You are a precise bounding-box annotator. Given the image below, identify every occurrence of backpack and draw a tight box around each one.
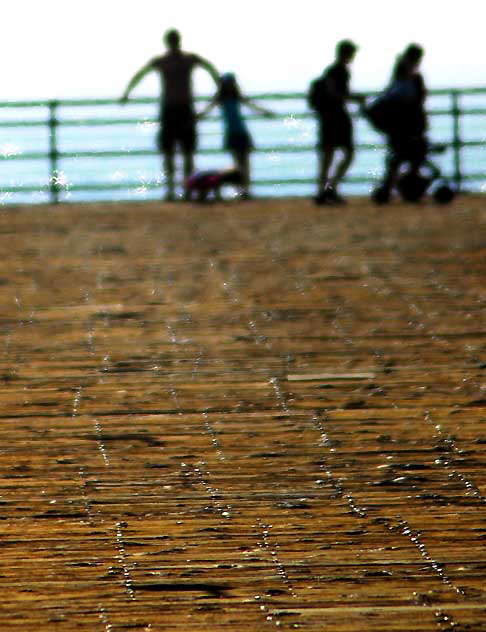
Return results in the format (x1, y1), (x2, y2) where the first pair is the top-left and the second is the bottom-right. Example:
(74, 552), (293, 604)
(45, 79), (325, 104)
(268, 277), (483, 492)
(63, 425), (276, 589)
(364, 94), (396, 133)
(364, 89), (412, 135)
(307, 77), (330, 112)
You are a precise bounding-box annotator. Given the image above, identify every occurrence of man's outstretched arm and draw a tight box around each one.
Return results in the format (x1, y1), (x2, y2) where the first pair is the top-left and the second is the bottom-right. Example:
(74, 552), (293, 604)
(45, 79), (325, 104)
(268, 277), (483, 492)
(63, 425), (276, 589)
(195, 56), (219, 86)
(120, 61), (155, 102)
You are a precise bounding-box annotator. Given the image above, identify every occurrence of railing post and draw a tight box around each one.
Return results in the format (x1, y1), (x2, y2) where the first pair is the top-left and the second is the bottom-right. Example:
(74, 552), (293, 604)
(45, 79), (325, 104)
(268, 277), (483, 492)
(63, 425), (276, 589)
(451, 90), (462, 191)
(48, 100), (60, 204)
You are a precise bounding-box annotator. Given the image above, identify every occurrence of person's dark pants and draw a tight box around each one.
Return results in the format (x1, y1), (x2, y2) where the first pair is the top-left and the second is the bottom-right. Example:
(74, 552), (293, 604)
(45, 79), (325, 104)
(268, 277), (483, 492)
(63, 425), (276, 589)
(382, 134), (428, 190)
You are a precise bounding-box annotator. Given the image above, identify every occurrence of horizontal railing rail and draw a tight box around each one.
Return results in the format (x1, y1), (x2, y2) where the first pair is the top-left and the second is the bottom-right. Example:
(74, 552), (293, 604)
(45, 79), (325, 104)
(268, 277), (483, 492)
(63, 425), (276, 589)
(1, 88), (485, 204)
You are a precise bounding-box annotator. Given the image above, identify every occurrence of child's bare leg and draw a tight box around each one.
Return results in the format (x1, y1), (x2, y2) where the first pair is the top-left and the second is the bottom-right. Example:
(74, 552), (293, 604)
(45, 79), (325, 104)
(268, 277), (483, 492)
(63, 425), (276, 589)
(232, 150), (250, 198)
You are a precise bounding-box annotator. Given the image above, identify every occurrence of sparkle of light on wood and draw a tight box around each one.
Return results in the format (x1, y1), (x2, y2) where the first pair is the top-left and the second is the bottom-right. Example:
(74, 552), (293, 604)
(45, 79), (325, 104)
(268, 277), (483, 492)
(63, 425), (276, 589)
(0, 196), (485, 631)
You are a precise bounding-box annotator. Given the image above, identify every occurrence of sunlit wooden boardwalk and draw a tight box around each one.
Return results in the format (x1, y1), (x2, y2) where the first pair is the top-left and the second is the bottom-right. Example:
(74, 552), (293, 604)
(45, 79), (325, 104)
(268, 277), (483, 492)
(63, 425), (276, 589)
(0, 196), (485, 630)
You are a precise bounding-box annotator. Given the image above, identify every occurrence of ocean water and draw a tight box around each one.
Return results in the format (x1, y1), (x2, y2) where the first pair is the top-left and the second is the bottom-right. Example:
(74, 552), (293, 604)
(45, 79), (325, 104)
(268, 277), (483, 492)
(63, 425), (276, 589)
(1, 91), (485, 205)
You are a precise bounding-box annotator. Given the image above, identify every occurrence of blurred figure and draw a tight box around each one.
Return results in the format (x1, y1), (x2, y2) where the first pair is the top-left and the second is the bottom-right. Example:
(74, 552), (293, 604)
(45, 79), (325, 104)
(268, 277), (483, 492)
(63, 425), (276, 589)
(185, 167), (243, 202)
(120, 29), (219, 201)
(308, 40), (364, 205)
(379, 44), (428, 200)
(198, 73), (275, 199)
(366, 44), (453, 204)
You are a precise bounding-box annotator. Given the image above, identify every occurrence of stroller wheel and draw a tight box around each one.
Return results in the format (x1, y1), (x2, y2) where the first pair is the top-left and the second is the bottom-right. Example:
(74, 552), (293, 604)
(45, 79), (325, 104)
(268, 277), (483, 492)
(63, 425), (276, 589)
(433, 184), (455, 204)
(371, 185), (391, 205)
(397, 173), (429, 202)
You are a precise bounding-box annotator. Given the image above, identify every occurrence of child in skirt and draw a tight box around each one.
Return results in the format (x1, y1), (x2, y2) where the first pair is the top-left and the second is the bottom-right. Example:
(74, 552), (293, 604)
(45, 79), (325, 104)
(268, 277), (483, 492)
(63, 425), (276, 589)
(198, 73), (275, 199)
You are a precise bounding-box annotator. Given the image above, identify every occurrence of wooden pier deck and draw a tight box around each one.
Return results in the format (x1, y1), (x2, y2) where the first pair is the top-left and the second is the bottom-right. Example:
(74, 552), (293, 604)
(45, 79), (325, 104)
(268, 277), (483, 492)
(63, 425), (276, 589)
(0, 196), (485, 630)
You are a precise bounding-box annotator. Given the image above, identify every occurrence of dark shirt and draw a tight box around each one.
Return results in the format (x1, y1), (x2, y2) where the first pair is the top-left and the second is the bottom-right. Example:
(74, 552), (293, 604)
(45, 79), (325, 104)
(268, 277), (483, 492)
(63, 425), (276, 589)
(322, 62), (350, 112)
(391, 61), (426, 102)
(388, 63), (427, 136)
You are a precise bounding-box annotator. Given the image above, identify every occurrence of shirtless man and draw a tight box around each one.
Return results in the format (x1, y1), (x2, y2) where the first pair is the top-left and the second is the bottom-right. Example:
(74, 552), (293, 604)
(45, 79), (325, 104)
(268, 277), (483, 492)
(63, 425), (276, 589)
(121, 29), (219, 200)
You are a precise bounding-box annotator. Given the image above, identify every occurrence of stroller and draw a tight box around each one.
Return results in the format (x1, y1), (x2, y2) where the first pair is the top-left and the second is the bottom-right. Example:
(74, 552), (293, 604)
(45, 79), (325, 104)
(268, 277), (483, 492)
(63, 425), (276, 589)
(364, 94), (456, 204)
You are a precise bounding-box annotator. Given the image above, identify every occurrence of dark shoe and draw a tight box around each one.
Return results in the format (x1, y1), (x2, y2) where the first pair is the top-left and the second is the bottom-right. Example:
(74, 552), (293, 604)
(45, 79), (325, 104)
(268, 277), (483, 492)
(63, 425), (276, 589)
(314, 190), (328, 205)
(371, 185), (391, 205)
(324, 186), (346, 205)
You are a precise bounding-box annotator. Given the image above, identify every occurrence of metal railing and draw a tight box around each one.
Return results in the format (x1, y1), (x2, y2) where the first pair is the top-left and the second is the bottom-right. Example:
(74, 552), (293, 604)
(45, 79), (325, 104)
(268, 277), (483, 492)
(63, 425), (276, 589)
(1, 88), (485, 204)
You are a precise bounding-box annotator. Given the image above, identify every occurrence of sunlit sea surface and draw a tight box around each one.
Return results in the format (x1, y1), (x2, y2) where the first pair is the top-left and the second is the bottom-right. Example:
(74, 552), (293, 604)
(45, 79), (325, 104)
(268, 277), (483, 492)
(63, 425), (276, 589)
(1, 92), (485, 204)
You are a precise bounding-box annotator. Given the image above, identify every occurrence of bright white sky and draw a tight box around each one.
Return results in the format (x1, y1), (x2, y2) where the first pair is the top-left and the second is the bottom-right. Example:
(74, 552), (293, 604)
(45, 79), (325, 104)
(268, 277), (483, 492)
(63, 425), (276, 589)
(4, 0), (485, 101)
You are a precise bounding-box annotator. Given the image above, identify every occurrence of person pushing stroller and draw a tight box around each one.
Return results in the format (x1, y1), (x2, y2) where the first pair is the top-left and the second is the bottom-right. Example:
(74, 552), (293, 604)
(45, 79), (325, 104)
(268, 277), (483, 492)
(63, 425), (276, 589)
(366, 44), (455, 204)
(366, 44), (432, 202)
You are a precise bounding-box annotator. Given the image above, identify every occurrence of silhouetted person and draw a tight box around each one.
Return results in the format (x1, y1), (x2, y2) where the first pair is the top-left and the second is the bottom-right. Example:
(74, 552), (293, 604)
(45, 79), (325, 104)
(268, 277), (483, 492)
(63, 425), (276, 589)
(120, 29), (219, 200)
(380, 44), (428, 200)
(198, 73), (274, 199)
(308, 40), (364, 205)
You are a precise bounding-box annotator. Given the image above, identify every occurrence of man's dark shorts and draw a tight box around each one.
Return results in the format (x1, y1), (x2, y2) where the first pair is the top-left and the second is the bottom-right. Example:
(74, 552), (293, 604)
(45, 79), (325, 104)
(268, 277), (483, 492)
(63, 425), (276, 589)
(158, 104), (196, 154)
(317, 109), (353, 150)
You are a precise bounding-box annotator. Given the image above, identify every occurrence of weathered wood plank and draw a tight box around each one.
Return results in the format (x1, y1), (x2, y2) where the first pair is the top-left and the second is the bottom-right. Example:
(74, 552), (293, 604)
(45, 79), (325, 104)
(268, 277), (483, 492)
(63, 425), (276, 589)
(0, 196), (485, 630)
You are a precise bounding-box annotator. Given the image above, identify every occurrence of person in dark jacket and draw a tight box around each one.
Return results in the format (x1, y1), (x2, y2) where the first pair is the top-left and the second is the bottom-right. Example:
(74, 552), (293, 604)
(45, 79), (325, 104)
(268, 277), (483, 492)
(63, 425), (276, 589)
(380, 44), (428, 199)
